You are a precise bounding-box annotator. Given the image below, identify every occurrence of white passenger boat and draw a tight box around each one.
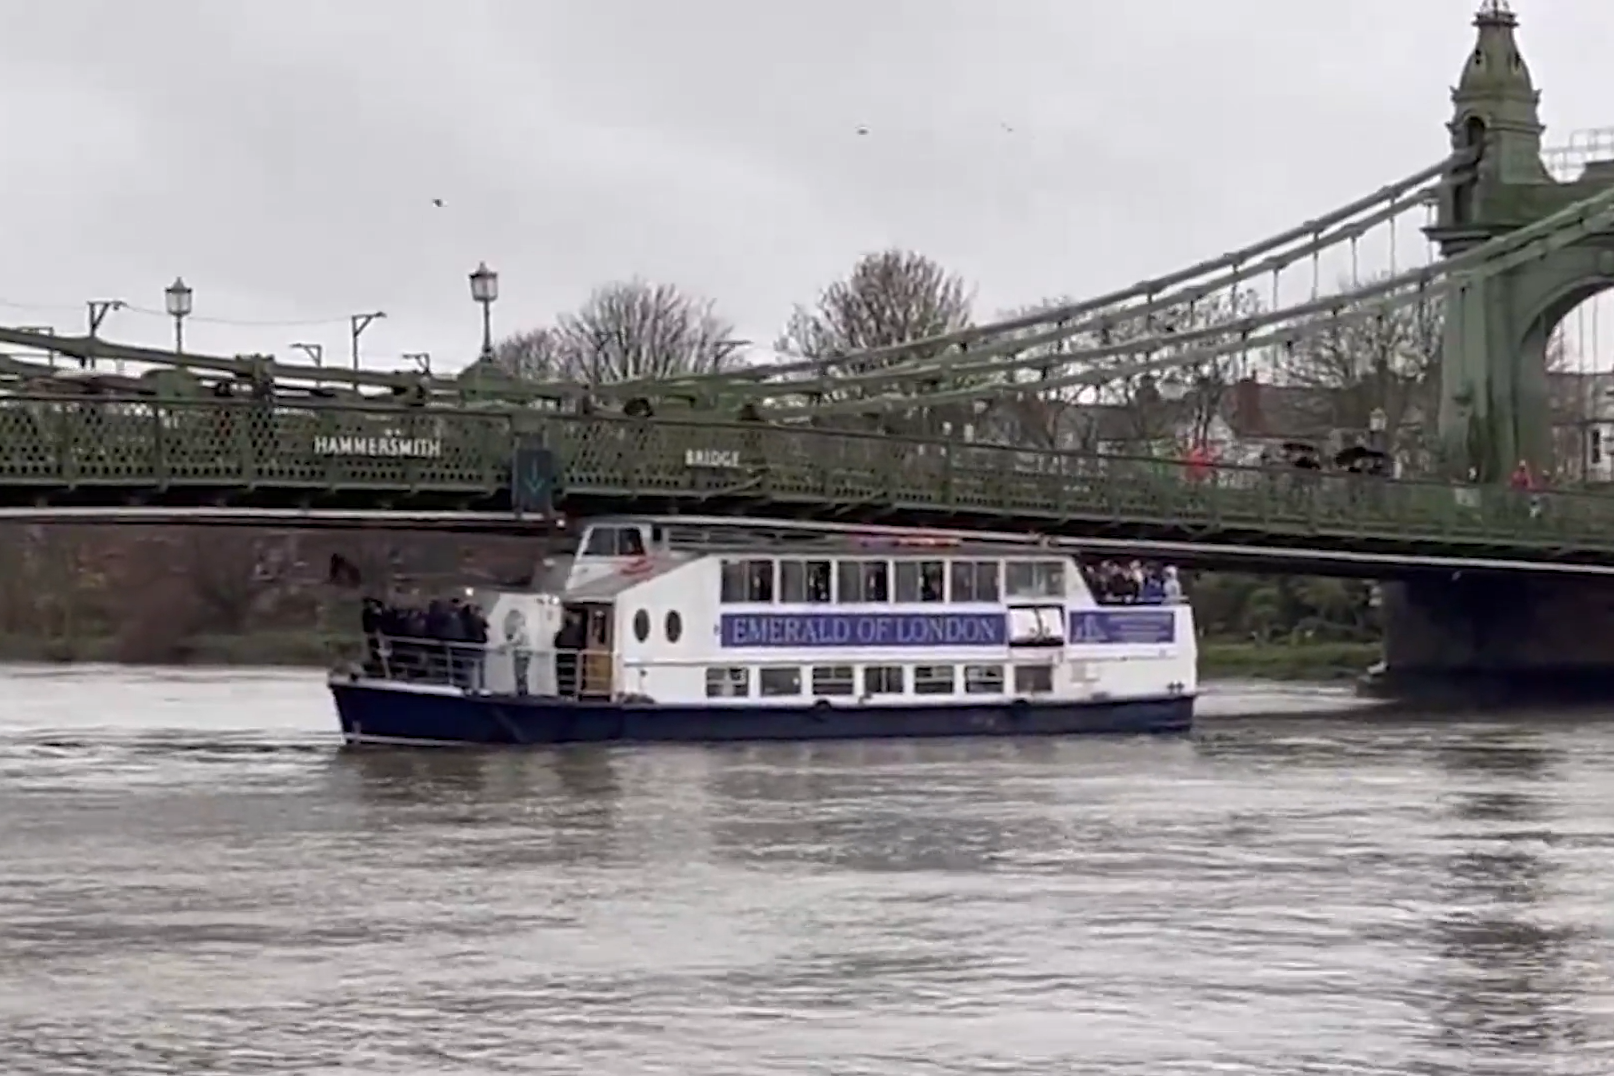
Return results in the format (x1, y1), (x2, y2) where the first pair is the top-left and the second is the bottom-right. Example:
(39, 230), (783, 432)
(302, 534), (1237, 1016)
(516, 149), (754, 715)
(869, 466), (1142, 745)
(329, 516), (1196, 746)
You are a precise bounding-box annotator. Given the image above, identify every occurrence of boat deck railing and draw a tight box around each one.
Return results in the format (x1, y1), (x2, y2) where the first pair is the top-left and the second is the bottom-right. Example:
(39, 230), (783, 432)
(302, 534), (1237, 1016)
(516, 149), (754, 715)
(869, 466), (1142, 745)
(356, 633), (617, 700)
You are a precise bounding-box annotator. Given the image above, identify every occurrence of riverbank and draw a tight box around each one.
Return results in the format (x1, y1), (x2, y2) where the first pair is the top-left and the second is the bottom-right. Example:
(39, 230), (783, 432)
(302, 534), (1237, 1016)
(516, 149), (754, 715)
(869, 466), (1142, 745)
(0, 632), (1382, 682)
(1197, 640), (1380, 682)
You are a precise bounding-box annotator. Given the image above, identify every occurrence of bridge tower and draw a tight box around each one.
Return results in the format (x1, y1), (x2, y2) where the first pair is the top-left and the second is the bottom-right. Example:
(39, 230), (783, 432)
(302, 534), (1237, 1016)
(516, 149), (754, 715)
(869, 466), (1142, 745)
(1428, 0), (1614, 482)
(1377, 3), (1614, 705)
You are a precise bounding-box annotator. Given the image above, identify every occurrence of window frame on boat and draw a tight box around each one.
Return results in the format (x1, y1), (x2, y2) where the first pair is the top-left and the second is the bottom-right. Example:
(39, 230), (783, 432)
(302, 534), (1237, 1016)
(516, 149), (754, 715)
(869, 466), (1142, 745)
(705, 666), (750, 698)
(811, 665), (856, 696)
(759, 666), (803, 696)
(720, 556), (1016, 605)
(1013, 664), (1055, 694)
(948, 560), (1001, 603)
(863, 665), (905, 695)
(778, 559), (833, 603)
(1004, 560), (1066, 599)
(913, 665), (955, 695)
(893, 560), (946, 603)
(963, 664), (1005, 694)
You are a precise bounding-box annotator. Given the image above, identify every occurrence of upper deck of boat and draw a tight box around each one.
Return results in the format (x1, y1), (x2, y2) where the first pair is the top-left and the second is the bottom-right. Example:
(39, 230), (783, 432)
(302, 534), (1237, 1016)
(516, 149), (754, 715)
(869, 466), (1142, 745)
(579, 516), (1074, 561)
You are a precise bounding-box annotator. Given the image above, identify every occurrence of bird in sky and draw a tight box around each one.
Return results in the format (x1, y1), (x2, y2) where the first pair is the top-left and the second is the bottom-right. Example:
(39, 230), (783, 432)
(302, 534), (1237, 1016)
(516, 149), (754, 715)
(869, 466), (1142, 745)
(431, 198), (445, 207)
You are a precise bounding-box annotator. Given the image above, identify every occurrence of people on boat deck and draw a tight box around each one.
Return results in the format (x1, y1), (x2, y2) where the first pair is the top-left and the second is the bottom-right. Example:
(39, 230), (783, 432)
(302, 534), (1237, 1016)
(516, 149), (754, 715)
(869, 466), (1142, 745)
(361, 595), (488, 688)
(1083, 561), (1183, 606)
(552, 610), (586, 699)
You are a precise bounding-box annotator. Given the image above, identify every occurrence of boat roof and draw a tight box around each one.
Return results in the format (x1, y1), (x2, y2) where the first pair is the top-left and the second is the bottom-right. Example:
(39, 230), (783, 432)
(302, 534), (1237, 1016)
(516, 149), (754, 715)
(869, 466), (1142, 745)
(563, 556), (690, 601)
(583, 515), (1071, 558)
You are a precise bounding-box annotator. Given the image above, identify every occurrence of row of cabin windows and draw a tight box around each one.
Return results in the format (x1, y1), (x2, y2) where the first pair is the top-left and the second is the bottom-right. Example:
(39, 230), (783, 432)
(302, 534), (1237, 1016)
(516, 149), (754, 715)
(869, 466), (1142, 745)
(704, 663), (1055, 698)
(718, 558), (1065, 604)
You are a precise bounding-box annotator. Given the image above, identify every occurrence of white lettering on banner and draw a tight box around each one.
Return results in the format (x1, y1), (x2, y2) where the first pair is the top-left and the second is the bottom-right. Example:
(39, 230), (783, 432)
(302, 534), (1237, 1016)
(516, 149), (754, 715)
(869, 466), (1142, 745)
(312, 436), (444, 458)
(686, 448), (742, 468)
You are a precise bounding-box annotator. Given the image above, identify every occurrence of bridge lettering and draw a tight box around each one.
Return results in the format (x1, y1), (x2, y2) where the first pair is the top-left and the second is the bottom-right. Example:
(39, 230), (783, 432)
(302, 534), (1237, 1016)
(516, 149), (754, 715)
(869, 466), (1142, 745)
(312, 436), (443, 458)
(720, 612), (1005, 648)
(686, 448), (742, 468)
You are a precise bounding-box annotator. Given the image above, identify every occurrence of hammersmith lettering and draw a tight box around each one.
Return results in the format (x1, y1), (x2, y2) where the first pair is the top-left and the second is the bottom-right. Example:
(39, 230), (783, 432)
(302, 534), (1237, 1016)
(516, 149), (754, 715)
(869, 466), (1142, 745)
(312, 436), (443, 458)
(720, 612), (1005, 648)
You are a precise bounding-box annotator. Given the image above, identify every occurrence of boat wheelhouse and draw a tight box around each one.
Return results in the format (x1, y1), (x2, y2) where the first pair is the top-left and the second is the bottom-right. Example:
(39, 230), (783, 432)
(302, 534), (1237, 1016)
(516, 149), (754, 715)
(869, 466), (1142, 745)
(329, 516), (1196, 746)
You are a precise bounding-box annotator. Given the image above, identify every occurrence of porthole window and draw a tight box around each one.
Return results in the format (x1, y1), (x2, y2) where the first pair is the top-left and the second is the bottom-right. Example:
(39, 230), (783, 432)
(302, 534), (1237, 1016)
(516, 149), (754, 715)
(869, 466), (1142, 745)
(633, 609), (650, 642)
(665, 610), (683, 643)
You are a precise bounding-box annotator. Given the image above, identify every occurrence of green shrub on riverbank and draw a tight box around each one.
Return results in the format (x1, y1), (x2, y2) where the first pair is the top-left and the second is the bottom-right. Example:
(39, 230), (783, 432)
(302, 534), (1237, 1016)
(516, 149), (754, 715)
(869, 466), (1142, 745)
(1198, 640), (1380, 681)
(0, 631), (1382, 682)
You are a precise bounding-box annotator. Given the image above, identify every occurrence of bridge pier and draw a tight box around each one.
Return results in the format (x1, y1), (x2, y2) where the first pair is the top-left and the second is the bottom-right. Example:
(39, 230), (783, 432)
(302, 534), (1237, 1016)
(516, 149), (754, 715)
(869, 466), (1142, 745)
(1372, 575), (1614, 706)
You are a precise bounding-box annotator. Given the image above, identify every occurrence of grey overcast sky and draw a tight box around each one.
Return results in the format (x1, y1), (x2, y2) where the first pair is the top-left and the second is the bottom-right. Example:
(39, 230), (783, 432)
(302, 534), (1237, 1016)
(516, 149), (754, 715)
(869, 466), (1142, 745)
(2, 0), (1610, 372)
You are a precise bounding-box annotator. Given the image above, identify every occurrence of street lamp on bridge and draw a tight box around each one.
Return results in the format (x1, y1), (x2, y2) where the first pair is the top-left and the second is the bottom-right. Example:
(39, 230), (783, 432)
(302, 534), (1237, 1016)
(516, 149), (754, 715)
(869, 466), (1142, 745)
(1369, 407), (1387, 452)
(469, 261), (498, 361)
(164, 277), (193, 363)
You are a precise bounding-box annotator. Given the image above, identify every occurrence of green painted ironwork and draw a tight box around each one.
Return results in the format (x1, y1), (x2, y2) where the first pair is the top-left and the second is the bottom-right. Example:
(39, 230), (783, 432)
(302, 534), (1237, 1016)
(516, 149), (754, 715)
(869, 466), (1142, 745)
(1430, 2), (1614, 482)
(2, 397), (1614, 561)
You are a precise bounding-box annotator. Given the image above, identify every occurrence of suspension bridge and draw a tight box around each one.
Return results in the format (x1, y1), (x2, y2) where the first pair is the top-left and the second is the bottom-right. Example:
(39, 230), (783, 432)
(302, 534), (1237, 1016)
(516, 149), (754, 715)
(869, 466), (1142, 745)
(1, 2), (1611, 696)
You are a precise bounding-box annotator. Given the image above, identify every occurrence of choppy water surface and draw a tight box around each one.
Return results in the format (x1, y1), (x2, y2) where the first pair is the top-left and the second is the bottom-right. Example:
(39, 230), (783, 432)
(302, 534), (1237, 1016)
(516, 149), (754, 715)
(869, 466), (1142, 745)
(3, 666), (1614, 1074)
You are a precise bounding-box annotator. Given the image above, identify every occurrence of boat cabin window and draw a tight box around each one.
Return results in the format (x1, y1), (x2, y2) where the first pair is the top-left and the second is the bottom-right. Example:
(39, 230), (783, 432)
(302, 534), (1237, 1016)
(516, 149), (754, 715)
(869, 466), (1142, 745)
(1005, 560), (1065, 599)
(949, 561), (1001, 603)
(583, 525), (647, 557)
(964, 664), (1005, 694)
(894, 560), (946, 603)
(759, 667), (802, 696)
(863, 562), (889, 602)
(1014, 665), (1055, 694)
(914, 665), (955, 695)
(706, 667), (750, 698)
(811, 665), (855, 696)
(864, 666), (904, 695)
(779, 559), (832, 603)
(720, 559), (776, 603)
(835, 560), (890, 603)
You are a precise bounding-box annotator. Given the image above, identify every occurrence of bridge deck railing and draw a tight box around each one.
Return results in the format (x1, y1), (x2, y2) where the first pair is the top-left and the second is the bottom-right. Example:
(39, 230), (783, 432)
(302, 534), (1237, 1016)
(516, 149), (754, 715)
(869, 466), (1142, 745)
(2, 396), (1613, 554)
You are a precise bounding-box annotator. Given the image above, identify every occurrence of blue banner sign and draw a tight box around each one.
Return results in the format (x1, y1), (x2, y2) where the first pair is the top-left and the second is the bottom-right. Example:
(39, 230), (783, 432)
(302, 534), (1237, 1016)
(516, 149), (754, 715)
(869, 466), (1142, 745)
(1068, 609), (1176, 645)
(721, 612), (1006, 648)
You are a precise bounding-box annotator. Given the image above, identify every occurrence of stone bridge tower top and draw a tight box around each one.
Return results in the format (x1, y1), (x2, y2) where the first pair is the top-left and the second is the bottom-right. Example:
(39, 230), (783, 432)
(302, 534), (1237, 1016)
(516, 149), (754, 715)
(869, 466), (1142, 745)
(1448, 0), (1549, 188)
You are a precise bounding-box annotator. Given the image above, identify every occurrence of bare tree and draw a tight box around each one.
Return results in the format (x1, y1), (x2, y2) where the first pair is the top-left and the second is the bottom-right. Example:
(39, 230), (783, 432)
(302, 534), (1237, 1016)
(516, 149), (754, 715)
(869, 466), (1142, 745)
(774, 250), (976, 437)
(491, 327), (564, 381)
(559, 280), (744, 383)
(981, 289), (1259, 455)
(778, 249), (974, 362)
(1277, 277), (1443, 449)
(492, 281), (744, 385)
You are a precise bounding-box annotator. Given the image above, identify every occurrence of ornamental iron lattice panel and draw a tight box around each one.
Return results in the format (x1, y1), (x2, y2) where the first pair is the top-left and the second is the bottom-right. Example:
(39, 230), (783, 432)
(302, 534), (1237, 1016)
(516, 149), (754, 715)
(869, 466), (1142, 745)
(4, 398), (1614, 556)
(0, 399), (513, 493)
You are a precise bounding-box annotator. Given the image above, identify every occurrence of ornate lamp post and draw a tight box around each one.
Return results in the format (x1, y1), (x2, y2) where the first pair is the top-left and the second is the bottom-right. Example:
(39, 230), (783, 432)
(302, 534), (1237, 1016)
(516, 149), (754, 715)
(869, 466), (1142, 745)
(469, 262), (498, 360)
(164, 277), (193, 360)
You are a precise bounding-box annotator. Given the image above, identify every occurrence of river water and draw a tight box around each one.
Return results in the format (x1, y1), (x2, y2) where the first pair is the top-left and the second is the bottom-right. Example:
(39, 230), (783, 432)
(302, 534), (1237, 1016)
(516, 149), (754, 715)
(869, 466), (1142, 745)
(3, 666), (1613, 1075)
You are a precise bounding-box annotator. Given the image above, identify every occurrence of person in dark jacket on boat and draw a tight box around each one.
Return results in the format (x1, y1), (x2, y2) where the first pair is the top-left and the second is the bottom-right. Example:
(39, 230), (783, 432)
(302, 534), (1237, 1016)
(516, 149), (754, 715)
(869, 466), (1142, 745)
(458, 602), (489, 690)
(553, 611), (585, 698)
(424, 600), (454, 682)
(440, 599), (469, 686)
(360, 597), (384, 676)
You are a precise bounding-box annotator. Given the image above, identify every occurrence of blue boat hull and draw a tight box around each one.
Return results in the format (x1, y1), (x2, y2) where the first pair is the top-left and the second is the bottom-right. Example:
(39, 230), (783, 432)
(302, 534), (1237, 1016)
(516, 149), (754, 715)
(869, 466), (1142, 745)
(329, 680), (1193, 746)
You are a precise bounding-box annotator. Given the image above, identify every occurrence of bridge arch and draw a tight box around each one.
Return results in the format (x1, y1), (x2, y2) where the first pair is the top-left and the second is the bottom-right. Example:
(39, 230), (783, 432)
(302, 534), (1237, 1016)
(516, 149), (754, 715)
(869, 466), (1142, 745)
(1519, 267), (1614, 480)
